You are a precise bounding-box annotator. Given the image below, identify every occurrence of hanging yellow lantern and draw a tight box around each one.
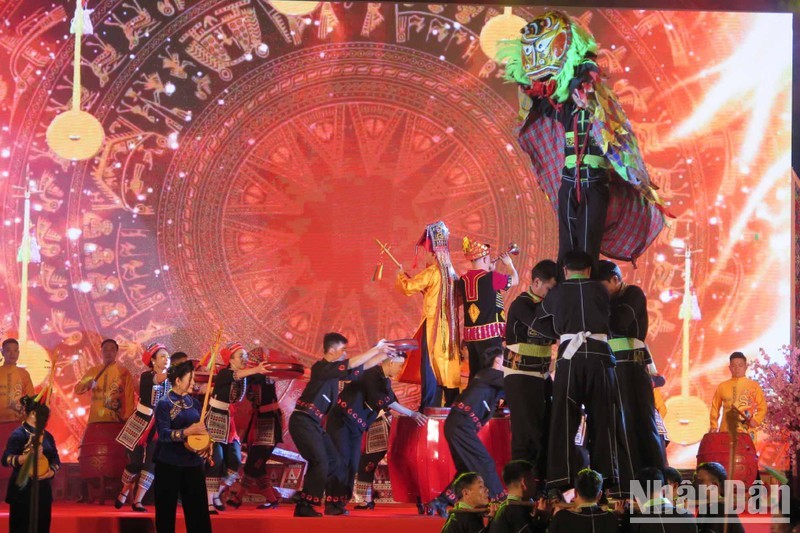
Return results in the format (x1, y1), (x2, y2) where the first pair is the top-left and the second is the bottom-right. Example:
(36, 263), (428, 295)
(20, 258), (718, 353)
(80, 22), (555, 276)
(269, 1), (321, 16)
(479, 6), (527, 61)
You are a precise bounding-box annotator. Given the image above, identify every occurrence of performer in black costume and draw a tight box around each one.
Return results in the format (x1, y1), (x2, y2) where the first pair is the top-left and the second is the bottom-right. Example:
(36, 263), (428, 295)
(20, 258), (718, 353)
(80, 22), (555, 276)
(289, 333), (392, 517)
(531, 250), (633, 496)
(325, 353), (426, 512)
(598, 260), (665, 473)
(459, 237), (518, 379)
(115, 342), (170, 511)
(428, 347), (505, 516)
(504, 259), (557, 480)
(2, 396), (60, 533)
(489, 460), (549, 533)
(352, 414), (390, 510)
(204, 341), (270, 513)
(548, 469), (620, 533)
(441, 472), (491, 533)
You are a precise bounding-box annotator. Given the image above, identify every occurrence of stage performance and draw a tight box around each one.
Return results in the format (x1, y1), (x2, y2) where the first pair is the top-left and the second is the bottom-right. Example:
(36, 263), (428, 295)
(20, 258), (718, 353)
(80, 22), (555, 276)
(0, 1), (795, 532)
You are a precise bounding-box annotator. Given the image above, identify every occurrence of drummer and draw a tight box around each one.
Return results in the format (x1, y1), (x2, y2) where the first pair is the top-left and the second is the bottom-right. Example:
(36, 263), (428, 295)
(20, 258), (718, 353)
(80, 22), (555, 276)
(325, 351), (426, 514)
(289, 334), (393, 517)
(427, 346), (506, 517)
(204, 342), (270, 514)
(709, 352), (766, 443)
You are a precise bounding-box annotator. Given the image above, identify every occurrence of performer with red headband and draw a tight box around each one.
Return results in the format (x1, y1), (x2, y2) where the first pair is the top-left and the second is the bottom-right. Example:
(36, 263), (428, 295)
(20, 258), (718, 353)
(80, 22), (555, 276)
(114, 342), (170, 511)
(459, 237), (518, 379)
(226, 348), (283, 510)
(203, 341), (269, 514)
(396, 221), (461, 408)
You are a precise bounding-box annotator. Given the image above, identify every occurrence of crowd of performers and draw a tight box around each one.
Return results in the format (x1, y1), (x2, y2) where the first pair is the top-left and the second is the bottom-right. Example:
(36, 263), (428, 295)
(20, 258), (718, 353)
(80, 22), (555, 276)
(0, 8), (782, 533)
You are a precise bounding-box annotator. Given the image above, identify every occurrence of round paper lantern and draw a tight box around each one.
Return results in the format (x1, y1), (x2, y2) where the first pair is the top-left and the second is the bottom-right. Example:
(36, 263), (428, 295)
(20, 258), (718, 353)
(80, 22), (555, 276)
(479, 7), (527, 62)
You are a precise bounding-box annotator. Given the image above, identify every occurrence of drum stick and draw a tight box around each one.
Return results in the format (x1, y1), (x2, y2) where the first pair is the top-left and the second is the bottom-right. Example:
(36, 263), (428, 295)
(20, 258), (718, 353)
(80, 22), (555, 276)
(374, 239), (402, 268)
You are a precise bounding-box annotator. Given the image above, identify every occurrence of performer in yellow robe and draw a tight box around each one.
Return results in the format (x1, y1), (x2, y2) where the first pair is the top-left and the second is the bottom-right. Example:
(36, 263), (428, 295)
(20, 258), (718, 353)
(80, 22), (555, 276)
(0, 339), (35, 422)
(709, 351), (766, 442)
(75, 339), (135, 423)
(396, 221), (461, 408)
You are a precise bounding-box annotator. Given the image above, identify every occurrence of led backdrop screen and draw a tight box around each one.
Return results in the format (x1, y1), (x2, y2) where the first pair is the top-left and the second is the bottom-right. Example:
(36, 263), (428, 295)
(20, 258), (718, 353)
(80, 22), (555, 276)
(0, 1), (792, 468)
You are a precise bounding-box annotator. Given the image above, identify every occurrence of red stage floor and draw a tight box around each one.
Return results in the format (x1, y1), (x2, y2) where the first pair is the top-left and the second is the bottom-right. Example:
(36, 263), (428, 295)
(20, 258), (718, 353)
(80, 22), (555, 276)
(0, 503), (445, 533)
(0, 503), (776, 532)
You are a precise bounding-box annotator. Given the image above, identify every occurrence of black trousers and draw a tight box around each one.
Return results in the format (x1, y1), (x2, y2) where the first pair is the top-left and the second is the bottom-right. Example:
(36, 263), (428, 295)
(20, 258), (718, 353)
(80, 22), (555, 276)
(154, 461), (211, 533)
(208, 440), (242, 478)
(243, 443), (276, 479)
(439, 411), (504, 504)
(288, 412), (345, 506)
(8, 478), (52, 533)
(357, 447), (387, 486)
(615, 361), (666, 473)
(547, 344), (633, 494)
(557, 177), (609, 272)
(465, 337), (503, 380)
(125, 437), (156, 475)
(326, 414), (363, 503)
(504, 373), (552, 479)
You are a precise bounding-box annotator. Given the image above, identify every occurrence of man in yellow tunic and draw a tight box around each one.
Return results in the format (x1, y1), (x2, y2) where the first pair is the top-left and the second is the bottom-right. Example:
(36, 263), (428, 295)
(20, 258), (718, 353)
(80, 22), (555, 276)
(396, 221), (461, 408)
(709, 351), (766, 442)
(0, 339), (35, 422)
(75, 339), (135, 424)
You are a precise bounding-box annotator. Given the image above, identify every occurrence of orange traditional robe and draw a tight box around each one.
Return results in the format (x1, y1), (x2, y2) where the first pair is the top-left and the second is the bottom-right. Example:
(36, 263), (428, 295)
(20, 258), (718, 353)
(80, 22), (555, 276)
(396, 264), (461, 389)
(75, 362), (136, 424)
(709, 376), (766, 441)
(0, 365), (35, 422)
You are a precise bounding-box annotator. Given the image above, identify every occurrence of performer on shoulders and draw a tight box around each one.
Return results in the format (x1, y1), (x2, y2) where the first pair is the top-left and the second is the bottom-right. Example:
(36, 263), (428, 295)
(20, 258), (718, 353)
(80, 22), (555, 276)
(74, 339), (136, 424)
(153, 360), (212, 533)
(326, 351), (426, 514)
(204, 341), (269, 514)
(598, 260), (665, 472)
(2, 395), (60, 533)
(115, 342), (170, 511)
(709, 352), (766, 442)
(396, 221), (461, 408)
(504, 260), (557, 480)
(459, 237), (518, 379)
(0, 339), (35, 423)
(289, 333), (393, 517)
(531, 251), (632, 497)
(428, 347), (506, 517)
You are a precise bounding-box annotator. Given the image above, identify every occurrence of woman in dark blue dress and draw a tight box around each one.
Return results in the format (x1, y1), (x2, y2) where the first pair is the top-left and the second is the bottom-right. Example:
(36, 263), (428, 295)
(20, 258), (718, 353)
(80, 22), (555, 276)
(153, 360), (212, 533)
(2, 396), (60, 533)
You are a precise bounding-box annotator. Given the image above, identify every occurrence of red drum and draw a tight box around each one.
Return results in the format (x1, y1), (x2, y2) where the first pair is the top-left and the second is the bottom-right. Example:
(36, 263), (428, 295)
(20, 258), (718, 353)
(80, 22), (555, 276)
(78, 422), (127, 480)
(696, 432), (759, 486)
(388, 407), (510, 503)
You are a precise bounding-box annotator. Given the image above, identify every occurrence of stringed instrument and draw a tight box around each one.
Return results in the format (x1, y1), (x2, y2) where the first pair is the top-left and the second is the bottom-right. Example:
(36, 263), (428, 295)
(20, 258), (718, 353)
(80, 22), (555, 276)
(185, 329), (223, 455)
(664, 246), (708, 445)
(11, 185), (52, 387)
(45, 0), (104, 161)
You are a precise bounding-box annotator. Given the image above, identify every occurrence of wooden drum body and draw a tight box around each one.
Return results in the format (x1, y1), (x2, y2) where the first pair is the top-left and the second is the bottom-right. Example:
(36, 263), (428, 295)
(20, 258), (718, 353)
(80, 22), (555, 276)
(78, 422), (127, 480)
(696, 431), (759, 486)
(387, 407), (510, 503)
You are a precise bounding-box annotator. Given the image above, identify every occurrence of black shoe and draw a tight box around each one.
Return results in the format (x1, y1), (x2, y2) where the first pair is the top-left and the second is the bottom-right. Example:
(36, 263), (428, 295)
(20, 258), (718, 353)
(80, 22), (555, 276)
(325, 505), (349, 516)
(114, 496), (126, 510)
(427, 497), (449, 518)
(294, 503), (323, 517)
(257, 501), (279, 510)
(226, 495), (242, 509)
(131, 502), (147, 512)
(212, 496), (226, 512)
(354, 501), (375, 511)
(208, 505), (219, 515)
